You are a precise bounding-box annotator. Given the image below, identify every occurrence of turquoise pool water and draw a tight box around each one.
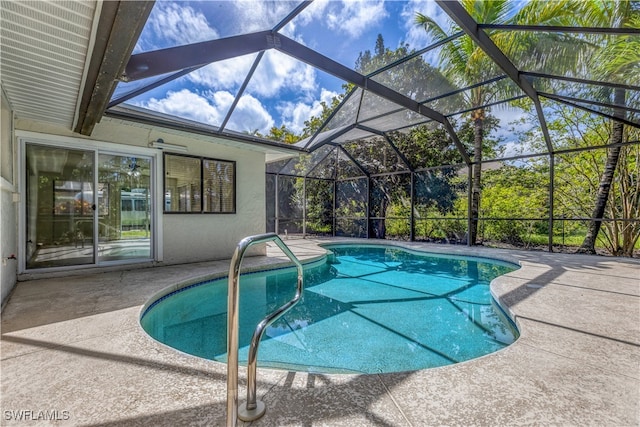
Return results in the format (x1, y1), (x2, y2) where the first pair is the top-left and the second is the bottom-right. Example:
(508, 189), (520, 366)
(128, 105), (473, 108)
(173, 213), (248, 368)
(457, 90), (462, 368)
(141, 245), (519, 374)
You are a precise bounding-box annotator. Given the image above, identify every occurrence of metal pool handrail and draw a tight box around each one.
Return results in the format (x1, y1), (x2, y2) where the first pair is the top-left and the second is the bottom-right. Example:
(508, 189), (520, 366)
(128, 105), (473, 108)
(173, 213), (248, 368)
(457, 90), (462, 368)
(226, 233), (304, 427)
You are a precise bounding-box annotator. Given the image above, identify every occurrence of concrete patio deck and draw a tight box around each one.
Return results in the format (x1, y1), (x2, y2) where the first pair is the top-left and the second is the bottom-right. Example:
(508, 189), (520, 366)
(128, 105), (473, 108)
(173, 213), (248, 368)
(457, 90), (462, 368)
(1, 238), (639, 426)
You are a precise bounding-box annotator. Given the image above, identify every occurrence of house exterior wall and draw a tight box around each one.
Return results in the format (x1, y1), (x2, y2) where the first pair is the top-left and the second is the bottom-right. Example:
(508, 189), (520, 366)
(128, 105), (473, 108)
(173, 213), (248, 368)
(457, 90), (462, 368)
(1, 91), (18, 308)
(13, 115), (267, 274)
(161, 151), (265, 264)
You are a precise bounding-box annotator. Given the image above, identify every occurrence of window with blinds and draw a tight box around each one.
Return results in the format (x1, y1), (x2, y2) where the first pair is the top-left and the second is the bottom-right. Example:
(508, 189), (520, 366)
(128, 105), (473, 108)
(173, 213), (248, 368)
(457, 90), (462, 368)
(164, 154), (235, 214)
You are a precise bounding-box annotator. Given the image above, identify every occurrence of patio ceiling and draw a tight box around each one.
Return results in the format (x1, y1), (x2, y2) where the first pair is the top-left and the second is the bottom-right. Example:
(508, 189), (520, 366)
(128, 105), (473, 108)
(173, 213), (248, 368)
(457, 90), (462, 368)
(0, 0), (153, 134)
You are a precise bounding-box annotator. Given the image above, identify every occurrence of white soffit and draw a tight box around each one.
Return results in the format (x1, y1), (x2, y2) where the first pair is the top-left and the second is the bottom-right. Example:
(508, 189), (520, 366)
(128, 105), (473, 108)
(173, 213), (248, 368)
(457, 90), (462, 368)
(0, 0), (97, 128)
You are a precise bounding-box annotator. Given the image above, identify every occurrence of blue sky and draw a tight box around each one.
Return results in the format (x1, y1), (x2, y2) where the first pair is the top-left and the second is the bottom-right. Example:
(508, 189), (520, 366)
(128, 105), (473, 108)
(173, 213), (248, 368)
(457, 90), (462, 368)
(119, 0), (456, 136)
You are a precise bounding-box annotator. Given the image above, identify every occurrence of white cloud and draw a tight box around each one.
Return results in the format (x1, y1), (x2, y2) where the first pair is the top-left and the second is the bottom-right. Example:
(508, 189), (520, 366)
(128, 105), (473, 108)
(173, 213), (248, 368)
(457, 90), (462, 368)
(247, 50), (317, 98)
(295, 0), (330, 27)
(279, 88), (340, 134)
(402, 0), (455, 50)
(137, 89), (274, 135)
(141, 89), (224, 124)
(228, 1), (297, 34)
(187, 55), (257, 91)
(228, 95), (275, 134)
(181, 50), (318, 104)
(325, 0), (388, 38)
(144, 3), (219, 48)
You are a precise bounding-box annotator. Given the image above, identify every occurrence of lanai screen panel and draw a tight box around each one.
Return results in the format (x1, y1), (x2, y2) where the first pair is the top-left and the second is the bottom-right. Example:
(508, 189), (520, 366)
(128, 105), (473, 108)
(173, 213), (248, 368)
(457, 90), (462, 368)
(389, 122), (465, 169)
(322, 89), (362, 132)
(565, 97), (640, 127)
(489, 27), (640, 127)
(111, 70), (186, 106)
(136, 0), (297, 45)
(479, 156), (550, 246)
(360, 109), (431, 133)
(357, 91), (411, 124)
(413, 166), (468, 242)
(277, 144), (337, 178)
(447, 96), (551, 161)
(424, 78), (524, 117)
(304, 90), (362, 150)
(266, 158), (291, 174)
(496, 31), (640, 88)
(414, 166), (467, 215)
(276, 155), (305, 177)
(280, 1), (459, 72)
(118, 54), (260, 129)
(305, 145), (338, 179)
(369, 47), (457, 102)
(342, 136), (410, 175)
(542, 100), (630, 149)
(332, 128), (375, 144)
(336, 149), (366, 180)
(369, 173), (412, 240)
(228, 49), (349, 136)
(305, 178), (334, 236)
(277, 175), (303, 233)
(552, 145), (640, 254)
(528, 77), (640, 125)
(473, 0), (630, 26)
(335, 178), (367, 238)
(417, 35), (507, 102)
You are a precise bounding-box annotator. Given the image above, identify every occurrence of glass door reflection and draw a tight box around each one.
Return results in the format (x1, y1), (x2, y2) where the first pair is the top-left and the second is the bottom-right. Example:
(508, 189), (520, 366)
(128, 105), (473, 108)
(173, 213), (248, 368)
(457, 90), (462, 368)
(97, 154), (152, 262)
(25, 144), (95, 268)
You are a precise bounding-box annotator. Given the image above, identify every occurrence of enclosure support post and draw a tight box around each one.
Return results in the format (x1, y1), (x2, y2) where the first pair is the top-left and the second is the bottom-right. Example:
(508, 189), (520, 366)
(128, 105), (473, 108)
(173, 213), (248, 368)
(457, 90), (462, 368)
(302, 178), (307, 237)
(332, 179), (336, 237)
(548, 154), (555, 252)
(410, 172), (415, 242)
(366, 177), (371, 238)
(467, 165), (473, 247)
(274, 174), (279, 235)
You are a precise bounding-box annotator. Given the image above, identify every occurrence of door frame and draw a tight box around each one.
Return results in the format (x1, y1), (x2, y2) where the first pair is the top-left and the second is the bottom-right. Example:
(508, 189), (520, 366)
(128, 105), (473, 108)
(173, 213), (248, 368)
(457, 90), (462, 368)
(17, 131), (163, 273)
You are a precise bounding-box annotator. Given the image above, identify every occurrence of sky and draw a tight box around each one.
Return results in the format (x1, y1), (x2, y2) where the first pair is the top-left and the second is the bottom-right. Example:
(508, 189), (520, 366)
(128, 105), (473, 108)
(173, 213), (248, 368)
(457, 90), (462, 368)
(116, 0), (457, 136)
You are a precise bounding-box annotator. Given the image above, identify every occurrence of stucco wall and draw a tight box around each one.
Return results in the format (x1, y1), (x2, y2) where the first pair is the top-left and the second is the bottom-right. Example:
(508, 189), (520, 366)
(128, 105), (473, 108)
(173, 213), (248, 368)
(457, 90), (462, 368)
(1, 92), (17, 307)
(14, 116), (271, 270)
(0, 179), (18, 307)
(162, 152), (266, 263)
(158, 134), (267, 263)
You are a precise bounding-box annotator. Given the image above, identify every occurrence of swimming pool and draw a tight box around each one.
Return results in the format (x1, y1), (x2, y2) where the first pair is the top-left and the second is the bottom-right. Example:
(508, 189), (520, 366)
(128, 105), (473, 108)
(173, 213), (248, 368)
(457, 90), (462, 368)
(141, 244), (519, 374)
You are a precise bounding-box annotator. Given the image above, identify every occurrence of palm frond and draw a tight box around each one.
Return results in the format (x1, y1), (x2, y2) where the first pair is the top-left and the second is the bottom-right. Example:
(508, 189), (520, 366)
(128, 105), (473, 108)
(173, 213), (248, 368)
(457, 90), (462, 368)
(414, 12), (450, 43)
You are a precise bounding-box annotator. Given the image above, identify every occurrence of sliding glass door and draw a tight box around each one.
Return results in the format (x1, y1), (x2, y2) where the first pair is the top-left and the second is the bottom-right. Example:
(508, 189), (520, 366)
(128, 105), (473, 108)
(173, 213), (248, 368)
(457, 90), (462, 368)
(25, 143), (153, 269)
(26, 144), (95, 268)
(97, 153), (151, 262)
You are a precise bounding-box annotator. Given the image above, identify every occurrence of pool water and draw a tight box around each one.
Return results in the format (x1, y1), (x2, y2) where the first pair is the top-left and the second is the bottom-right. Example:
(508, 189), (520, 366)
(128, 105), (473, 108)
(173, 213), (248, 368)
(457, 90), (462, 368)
(141, 245), (519, 374)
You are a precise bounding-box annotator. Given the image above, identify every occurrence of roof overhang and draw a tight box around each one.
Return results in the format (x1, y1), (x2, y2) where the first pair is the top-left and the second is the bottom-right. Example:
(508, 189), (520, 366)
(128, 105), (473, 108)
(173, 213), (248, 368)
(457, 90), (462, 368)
(0, 1), (154, 135)
(74, 1), (155, 135)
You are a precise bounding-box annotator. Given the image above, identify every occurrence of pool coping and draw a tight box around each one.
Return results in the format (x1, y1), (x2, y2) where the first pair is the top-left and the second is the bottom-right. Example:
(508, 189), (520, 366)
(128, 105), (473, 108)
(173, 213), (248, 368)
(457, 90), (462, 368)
(1, 237), (638, 426)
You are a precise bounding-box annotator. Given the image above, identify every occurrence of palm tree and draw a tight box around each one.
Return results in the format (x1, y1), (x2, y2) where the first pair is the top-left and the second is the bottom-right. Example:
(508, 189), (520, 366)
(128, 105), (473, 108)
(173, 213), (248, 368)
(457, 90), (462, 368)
(576, 2), (639, 254)
(415, 0), (579, 245)
(416, 1), (511, 245)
